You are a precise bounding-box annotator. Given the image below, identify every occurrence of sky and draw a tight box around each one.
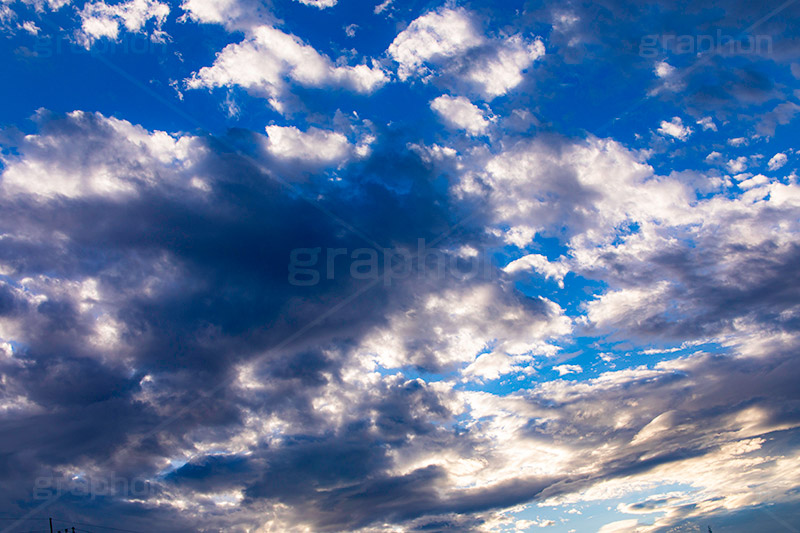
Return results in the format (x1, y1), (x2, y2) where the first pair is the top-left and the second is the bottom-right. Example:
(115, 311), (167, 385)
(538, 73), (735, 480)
(0, 0), (799, 531)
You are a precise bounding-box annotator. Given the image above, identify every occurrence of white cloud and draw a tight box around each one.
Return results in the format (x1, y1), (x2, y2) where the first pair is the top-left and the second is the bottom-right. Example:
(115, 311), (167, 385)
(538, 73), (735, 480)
(466, 35), (545, 98)
(373, 0), (393, 14)
(768, 152), (788, 171)
(586, 283), (670, 331)
(387, 7), (544, 98)
(180, 0), (239, 25)
(263, 125), (355, 166)
(738, 174), (769, 190)
(696, 116), (717, 131)
(388, 7), (482, 81)
(430, 95), (491, 135)
(503, 254), (570, 288)
(187, 25), (386, 112)
(21, 20), (39, 34)
(0, 111), (202, 200)
(456, 136), (679, 248)
(76, 0), (170, 48)
(356, 282), (571, 375)
(728, 136), (748, 147)
(515, 518), (556, 529)
(294, 0), (336, 8)
(727, 156), (748, 173)
(597, 519), (639, 533)
(178, 0), (274, 29)
(654, 61), (674, 78)
(553, 364), (582, 376)
(657, 116), (693, 140)
(0, 0), (69, 35)
(652, 61), (685, 93)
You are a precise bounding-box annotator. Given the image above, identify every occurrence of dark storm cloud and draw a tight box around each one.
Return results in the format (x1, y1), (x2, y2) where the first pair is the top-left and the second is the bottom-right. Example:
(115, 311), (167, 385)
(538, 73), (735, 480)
(0, 109), (477, 529)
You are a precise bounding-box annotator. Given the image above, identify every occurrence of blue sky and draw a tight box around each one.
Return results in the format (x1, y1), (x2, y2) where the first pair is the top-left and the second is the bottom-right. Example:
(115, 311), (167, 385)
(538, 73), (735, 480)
(1, 0), (800, 531)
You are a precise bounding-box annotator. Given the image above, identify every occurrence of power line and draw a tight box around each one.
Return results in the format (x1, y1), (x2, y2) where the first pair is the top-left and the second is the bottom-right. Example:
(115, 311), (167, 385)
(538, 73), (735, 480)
(0, 518), (143, 533)
(52, 521), (143, 533)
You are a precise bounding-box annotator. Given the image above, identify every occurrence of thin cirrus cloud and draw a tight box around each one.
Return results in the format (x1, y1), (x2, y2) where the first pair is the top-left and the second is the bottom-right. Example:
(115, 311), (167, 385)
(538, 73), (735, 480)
(1, 0), (800, 532)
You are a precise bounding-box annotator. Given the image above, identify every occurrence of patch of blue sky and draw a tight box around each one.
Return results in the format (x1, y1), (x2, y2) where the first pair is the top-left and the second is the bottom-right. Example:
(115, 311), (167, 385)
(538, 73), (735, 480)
(508, 482), (698, 532)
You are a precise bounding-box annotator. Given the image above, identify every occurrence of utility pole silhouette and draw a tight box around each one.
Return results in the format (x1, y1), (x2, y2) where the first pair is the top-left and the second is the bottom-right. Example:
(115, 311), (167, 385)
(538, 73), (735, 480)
(49, 520), (76, 533)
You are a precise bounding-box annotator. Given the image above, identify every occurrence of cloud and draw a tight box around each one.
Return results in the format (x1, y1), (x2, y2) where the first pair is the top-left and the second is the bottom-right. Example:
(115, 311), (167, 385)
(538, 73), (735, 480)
(4, 1), (800, 530)
(0, 0), (70, 34)
(0, 109), (466, 530)
(727, 156), (748, 173)
(756, 102), (800, 137)
(657, 116), (693, 140)
(294, 0), (337, 8)
(552, 364), (582, 376)
(373, 0), (392, 15)
(454, 135), (673, 248)
(652, 60), (685, 93)
(388, 7), (482, 82)
(387, 7), (544, 98)
(263, 124), (365, 167)
(697, 116), (717, 131)
(1, 109), (800, 531)
(465, 35), (545, 98)
(0, 110), (202, 199)
(597, 519), (639, 533)
(76, 0), (170, 48)
(430, 95), (491, 135)
(503, 254), (570, 288)
(356, 281), (571, 375)
(768, 152), (788, 171)
(187, 25), (386, 112)
(178, 0), (273, 29)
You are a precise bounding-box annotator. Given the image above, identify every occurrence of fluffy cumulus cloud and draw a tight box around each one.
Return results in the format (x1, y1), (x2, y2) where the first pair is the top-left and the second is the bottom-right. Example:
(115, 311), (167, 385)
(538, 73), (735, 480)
(76, 0), (170, 47)
(388, 7), (483, 81)
(187, 25), (386, 112)
(430, 94), (492, 135)
(466, 35), (545, 98)
(388, 6), (545, 98)
(262, 124), (372, 167)
(454, 135), (674, 248)
(355, 281), (571, 376)
(178, 0), (275, 28)
(768, 152), (788, 171)
(657, 116), (693, 140)
(2, 0), (800, 532)
(0, 110), (202, 199)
